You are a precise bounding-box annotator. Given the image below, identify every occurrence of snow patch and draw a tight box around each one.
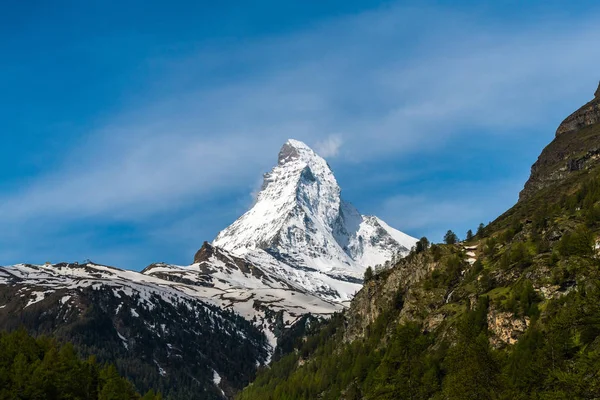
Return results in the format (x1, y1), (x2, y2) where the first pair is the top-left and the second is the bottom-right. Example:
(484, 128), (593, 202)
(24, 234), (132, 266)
(117, 331), (129, 350)
(213, 370), (222, 385)
(154, 360), (166, 377)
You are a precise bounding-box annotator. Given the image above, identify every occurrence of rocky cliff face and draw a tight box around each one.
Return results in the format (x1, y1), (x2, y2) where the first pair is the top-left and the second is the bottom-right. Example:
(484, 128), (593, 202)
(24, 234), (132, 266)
(556, 81), (600, 136)
(520, 81), (600, 200)
(343, 252), (436, 342)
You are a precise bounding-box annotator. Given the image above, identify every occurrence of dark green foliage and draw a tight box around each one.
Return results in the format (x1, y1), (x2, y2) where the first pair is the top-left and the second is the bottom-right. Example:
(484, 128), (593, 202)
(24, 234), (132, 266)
(477, 222), (486, 237)
(502, 283), (600, 399)
(466, 229), (474, 241)
(499, 242), (533, 271)
(364, 266), (374, 282)
(424, 254), (464, 290)
(478, 269), (495, 293)
(237, 313), (443, 400)
(483, 236), (498, 257)
(415, 237), (430, 254)
(443, 297), (500, 400)
(557, 225), (594, 257)
(368, 323), (438, 400)
(240, 280), (600, 399)
(500, 220), (523, 243)
(0, 329), (160, 400)
(444, 230), (459, 245)
(503, 280), (541, 318)
(430, 244), (443, 261)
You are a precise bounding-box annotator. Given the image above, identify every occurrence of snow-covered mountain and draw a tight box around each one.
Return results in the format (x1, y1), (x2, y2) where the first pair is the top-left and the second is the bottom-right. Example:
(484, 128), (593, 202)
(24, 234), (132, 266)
(0, 262), (270, 399)
(213, 139), (417, 282)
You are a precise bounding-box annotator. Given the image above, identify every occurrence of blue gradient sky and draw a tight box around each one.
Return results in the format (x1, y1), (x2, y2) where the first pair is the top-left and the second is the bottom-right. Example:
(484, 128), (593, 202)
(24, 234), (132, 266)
(2, 1), (600, 269)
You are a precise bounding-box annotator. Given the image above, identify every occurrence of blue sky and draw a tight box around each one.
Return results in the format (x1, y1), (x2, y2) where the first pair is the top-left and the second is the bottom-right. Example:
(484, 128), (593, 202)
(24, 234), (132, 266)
(2, 1), (600, 269)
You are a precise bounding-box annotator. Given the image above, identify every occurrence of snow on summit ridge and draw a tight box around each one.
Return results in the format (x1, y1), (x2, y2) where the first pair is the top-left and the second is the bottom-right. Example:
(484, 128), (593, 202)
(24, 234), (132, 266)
(213, 139), (417, 280)
(278, 139), (315, 164)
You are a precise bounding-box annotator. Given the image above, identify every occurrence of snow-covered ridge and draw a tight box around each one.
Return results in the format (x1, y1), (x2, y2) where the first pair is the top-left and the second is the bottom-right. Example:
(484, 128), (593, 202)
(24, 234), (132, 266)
(0, 261), (270, 397)
(213, 139), (417, 285)
(0, 257), (342, 353)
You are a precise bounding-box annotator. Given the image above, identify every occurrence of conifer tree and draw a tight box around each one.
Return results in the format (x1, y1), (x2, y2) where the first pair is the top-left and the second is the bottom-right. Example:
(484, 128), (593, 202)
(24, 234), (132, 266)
(444, 230), (458, 245)
(466, 229), (474, 241)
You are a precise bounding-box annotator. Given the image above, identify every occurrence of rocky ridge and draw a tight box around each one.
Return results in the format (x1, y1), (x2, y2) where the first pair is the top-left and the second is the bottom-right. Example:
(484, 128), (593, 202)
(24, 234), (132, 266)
(556, 81), (600, 136)
(521, 82), (600, 200)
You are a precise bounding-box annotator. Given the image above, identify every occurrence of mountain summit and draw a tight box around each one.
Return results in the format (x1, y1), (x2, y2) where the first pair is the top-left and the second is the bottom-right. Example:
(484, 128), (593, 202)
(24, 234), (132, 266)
(213, 139), (417, 279)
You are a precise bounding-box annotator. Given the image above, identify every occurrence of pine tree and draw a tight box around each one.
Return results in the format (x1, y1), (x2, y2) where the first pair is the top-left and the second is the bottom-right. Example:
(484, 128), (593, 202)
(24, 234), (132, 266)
(477, 223), (485, 236)
(415, 237), (430, 253)
(466, 229), (474, 241)
(444, 230), (458, 245)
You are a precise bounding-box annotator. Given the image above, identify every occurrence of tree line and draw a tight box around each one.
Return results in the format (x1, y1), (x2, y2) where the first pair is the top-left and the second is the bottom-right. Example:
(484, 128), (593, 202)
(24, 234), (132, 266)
(0, 329), (162, 400)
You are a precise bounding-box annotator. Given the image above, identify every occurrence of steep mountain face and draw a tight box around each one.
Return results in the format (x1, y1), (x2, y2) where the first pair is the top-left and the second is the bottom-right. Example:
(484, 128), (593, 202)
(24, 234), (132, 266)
(238, 81), (600, 400)
(0, 262), (269, 399)
(213, 139), (417, 281)
(520, 82), (600, 200)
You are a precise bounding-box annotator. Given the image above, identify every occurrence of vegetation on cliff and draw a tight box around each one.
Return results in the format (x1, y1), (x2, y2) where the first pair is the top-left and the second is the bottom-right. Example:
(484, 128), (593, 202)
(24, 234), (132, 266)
(238, 87), (600, 400)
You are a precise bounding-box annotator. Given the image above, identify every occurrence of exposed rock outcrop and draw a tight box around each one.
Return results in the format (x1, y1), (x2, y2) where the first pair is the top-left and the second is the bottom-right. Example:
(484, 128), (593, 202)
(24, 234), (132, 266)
(343, 252), (439, 342)
(487, 307), (530, 348)
(520, 81), (600, 201)
(555, 97), (600, 137)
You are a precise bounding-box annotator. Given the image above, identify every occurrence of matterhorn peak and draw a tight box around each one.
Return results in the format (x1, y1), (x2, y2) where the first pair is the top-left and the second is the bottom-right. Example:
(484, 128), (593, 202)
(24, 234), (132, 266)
(278, 139), (315, 165)
(212, 139), (417, 281)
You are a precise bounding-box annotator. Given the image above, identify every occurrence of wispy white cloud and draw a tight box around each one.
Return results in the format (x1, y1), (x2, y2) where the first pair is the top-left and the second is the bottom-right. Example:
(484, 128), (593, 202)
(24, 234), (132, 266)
(315, 135), (343, 158)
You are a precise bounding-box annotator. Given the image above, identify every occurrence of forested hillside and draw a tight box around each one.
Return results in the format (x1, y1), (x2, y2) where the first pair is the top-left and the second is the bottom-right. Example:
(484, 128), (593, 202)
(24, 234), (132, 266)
(238, 87), (600, 399)
(0, 329), (162, 400)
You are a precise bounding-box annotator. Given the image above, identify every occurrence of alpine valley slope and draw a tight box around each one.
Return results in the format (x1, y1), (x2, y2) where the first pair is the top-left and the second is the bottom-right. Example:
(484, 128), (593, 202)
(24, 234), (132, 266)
(0, 139), (416, 398)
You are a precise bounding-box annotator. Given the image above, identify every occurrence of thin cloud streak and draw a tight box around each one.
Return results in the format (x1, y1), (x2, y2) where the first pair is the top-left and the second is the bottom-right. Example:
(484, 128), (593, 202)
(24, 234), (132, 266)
(315, 135), (343, 158)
